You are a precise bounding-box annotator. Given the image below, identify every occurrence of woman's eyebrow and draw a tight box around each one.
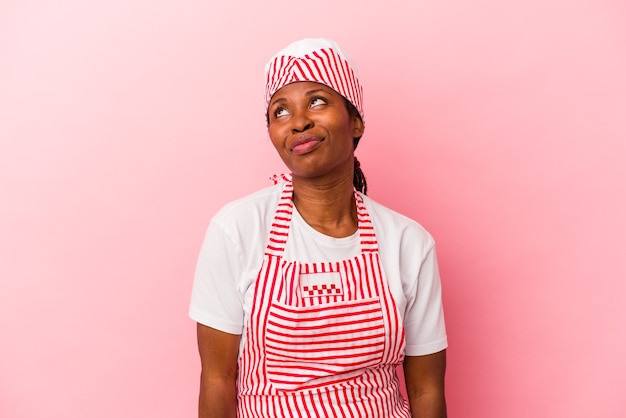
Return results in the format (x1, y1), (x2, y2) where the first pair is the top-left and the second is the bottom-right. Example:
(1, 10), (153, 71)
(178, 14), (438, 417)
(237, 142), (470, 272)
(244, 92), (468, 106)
(270, 88), (329, 107)
(269, 97), (287, 107)
(305, 88), (326, 96)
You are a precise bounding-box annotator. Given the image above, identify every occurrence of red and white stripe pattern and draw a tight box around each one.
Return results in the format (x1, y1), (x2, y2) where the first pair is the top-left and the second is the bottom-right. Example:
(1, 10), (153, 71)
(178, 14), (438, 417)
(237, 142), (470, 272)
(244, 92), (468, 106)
(265, 297), (385, 390)
(264, 38), (364, 120)
(237, 180), (409, 417)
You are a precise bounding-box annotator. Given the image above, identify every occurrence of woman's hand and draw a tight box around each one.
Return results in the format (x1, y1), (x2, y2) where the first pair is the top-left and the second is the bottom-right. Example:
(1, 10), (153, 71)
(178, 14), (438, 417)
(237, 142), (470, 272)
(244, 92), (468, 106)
(197, 323), (241, 418)
(403, 350), (447, 418)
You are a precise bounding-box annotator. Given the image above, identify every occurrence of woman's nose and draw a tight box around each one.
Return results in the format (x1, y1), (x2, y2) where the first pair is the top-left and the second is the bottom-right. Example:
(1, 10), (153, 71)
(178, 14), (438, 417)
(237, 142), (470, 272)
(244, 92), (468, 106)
(291, 111), (313, 133)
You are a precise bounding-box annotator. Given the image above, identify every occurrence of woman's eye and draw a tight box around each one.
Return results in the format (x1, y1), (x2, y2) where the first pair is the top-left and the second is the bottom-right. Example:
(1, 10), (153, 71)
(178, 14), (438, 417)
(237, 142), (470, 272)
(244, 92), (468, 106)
(310, 97), (327, 107)
(274, 107), (289, 118)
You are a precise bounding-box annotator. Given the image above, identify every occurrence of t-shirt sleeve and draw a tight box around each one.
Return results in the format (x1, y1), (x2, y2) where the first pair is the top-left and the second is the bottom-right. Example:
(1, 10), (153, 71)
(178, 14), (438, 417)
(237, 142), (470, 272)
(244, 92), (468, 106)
(404, 244), (448, 356)
(189, 219), (245, 335)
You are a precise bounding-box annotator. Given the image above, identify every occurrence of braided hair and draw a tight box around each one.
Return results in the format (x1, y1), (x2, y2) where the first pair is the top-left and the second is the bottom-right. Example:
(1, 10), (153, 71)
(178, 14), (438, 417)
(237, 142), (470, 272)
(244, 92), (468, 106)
(345, 99), (367, 195)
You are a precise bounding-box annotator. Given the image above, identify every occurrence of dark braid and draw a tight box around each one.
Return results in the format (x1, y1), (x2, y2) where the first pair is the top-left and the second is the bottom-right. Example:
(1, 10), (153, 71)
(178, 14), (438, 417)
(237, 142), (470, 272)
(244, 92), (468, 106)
(353, 155), (367, 195)
(345, 99), (367, 194)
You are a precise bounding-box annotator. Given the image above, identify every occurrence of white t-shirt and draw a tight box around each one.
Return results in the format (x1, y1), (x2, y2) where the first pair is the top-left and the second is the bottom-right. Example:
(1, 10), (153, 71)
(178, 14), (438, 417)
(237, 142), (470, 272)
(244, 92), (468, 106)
(189, 184), (447, 356)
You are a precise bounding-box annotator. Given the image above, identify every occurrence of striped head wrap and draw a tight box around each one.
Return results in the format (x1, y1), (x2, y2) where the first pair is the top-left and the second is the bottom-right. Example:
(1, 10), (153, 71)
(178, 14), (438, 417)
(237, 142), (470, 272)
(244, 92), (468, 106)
(264, 38), (364, 121)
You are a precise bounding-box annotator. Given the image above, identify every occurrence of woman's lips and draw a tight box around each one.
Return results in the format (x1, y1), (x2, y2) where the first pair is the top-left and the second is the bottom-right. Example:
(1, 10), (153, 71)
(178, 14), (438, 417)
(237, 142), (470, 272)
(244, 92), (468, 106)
(290, 135), (323, 155)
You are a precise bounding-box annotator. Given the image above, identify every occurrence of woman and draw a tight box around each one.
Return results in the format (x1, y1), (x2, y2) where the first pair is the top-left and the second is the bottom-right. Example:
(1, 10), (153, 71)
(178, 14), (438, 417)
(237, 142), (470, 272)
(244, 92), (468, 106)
(190, 38), (448, 417)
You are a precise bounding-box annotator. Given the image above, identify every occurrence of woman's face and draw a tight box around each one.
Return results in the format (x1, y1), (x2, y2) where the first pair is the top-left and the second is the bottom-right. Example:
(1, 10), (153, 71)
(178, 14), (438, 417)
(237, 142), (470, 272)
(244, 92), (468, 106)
(267, 81), (364, 181)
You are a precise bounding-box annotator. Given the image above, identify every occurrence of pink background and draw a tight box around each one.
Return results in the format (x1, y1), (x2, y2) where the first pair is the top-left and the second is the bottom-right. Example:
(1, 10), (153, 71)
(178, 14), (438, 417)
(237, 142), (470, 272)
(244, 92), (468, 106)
(2, 0), (625, 416)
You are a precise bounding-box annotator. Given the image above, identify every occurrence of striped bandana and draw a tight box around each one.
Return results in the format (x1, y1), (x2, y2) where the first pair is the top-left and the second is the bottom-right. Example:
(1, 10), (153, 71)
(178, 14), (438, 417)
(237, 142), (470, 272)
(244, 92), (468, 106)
(264, 38), (364, 121)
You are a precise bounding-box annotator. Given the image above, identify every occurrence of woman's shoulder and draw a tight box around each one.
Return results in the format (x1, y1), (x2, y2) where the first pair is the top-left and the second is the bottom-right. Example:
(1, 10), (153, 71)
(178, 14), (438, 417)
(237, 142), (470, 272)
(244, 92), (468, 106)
(211, 184), (282, 227)
(361, 193), (436, 251)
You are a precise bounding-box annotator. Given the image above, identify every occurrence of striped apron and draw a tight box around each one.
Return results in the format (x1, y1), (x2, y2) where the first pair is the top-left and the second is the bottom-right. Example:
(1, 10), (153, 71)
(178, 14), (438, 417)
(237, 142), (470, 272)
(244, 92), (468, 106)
(237, 180), (411, 417)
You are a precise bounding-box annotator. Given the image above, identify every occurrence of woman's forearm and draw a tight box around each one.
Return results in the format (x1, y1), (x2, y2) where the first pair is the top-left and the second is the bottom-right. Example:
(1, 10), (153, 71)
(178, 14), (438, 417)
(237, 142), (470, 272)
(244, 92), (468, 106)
(199, 374), (237, 418)
(196, 324), (240, 418)
(407, 390), (447, 418)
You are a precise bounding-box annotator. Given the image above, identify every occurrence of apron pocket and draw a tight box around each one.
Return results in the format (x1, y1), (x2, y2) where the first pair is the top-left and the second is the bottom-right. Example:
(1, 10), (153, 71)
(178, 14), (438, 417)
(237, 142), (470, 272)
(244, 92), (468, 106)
(265, 297), (386, 391)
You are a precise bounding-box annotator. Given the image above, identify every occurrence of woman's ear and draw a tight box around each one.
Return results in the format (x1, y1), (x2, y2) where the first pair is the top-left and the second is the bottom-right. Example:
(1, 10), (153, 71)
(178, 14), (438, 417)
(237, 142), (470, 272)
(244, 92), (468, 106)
(352, 116), (365, 139)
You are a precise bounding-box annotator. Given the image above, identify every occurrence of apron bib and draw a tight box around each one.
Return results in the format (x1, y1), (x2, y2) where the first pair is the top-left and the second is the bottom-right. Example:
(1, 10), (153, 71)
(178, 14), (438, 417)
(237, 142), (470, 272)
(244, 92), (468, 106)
(237, 180), (410, 417)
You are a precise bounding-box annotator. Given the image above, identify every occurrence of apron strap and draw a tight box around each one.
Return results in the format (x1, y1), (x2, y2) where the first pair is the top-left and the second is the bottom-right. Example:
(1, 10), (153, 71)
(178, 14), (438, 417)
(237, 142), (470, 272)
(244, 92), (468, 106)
(355, 192), (379, 253)
(265, 179), (294, 256)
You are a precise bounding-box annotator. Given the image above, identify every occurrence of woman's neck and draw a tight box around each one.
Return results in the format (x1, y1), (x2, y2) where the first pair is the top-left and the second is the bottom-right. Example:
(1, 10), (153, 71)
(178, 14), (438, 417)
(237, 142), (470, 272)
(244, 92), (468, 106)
(291, 172), (357, 238)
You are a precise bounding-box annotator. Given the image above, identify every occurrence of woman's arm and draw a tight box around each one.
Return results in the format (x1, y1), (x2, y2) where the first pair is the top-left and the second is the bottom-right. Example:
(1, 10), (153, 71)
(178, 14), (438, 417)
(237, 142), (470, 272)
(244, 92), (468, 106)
(403, 350), (447, 418)
(197, 323), (241, 418)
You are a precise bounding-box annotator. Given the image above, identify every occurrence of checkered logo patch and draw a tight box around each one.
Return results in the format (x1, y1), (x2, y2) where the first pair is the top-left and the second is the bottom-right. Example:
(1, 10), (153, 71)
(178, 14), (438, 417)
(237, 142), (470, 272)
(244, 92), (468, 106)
(300, 272), (343, 297)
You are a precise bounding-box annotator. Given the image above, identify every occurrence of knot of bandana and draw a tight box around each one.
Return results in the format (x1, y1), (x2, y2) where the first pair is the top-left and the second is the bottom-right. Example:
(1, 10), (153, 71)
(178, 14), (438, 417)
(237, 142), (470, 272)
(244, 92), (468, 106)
(269, 173), (293, 185)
